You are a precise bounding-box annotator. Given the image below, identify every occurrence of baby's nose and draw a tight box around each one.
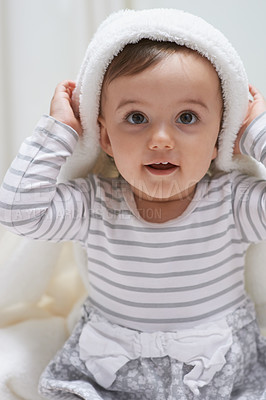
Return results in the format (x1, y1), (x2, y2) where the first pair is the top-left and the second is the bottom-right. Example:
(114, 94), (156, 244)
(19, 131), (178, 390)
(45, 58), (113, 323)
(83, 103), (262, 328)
(148, 128), (175, 150)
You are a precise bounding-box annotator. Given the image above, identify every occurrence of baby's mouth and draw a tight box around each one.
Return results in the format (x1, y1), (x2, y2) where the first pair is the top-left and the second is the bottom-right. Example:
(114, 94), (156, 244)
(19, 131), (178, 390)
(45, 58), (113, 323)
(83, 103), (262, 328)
(145, 162), (178, 175)
(148, 162), (176, 170)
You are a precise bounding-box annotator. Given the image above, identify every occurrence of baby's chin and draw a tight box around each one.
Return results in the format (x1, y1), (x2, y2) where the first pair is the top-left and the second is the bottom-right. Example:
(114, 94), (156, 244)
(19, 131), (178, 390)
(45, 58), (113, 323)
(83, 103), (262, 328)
(131, 184), (196, 203)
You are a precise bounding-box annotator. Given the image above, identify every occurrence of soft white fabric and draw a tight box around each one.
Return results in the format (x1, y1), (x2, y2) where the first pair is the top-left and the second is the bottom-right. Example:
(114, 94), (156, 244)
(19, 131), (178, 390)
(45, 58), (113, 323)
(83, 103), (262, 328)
(0, 226), (87, 400)
(0, 317), (66, 400)
(79, 308), (233, 395)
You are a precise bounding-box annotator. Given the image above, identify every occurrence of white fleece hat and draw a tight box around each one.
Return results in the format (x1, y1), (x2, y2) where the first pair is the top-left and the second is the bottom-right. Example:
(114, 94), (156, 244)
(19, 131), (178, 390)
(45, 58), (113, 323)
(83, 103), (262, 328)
(60, 8), (249, 180)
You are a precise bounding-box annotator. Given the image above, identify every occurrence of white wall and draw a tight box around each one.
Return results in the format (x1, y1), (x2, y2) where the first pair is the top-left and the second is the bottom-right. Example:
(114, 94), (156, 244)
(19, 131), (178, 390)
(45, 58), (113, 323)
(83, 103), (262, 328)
(0, 0), (129, 179)
(133, 0), (266, 95)
(0, 0), (265, 180)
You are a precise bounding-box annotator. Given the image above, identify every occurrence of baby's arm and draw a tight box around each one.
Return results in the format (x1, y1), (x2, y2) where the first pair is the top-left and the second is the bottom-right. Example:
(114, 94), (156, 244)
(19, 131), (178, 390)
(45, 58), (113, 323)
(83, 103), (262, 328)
(0, 82), (91, 243)
(232, 85), (266, 242)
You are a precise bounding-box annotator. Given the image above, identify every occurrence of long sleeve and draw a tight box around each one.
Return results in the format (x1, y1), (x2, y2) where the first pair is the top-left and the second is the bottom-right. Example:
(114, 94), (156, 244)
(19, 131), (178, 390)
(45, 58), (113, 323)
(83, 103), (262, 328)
(232, 112), (266, 242)
(0, 115), (92, 243)
(240, 111), (266, 165)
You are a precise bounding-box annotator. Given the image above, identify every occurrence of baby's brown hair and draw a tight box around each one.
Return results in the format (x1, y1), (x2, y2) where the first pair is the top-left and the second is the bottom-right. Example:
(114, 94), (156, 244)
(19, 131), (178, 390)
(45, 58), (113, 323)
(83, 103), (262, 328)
(102, 39), (194, 86)
(100, 39), (223, 118)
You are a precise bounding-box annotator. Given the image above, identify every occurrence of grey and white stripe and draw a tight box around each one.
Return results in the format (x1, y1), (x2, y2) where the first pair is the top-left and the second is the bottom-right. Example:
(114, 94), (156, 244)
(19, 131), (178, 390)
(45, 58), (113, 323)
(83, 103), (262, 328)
(0, 113), (265, 331)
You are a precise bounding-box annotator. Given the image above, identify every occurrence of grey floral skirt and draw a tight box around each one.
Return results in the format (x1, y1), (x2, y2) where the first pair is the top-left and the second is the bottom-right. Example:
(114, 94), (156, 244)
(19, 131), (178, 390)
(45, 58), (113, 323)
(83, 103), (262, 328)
(39, 298), (266, 400)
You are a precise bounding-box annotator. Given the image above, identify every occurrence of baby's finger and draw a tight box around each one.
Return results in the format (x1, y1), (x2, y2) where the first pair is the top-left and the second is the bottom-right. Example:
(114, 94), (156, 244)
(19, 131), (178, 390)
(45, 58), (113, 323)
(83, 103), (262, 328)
(249, 84), (264, 101)
(55, 80), (75, 96)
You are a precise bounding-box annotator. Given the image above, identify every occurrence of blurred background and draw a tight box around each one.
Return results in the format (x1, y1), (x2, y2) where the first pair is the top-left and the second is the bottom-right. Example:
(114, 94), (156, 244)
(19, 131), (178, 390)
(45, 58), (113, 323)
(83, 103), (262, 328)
(0, 0), (265, 181)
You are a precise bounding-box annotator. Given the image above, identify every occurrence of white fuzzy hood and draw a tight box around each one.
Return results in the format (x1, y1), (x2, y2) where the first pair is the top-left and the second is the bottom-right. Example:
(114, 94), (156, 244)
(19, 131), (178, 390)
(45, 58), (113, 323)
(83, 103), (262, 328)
(60, 8), (249, 180)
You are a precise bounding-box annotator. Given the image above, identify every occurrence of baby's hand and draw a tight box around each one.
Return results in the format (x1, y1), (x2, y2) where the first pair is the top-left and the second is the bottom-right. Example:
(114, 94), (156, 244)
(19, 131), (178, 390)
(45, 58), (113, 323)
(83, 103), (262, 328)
(234, 84), (266, 154)
(50, 80), (82, 135)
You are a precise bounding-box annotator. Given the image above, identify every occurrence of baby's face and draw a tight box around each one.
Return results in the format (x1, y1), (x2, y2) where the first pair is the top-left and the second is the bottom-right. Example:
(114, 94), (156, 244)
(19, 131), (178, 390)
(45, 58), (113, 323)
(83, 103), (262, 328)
(98, 51), (223, 202)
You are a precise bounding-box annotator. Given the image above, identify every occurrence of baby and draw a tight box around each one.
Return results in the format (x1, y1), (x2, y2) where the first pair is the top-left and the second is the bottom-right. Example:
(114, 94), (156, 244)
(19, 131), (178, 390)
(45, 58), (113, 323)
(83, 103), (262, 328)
(0, 9), (266, 400)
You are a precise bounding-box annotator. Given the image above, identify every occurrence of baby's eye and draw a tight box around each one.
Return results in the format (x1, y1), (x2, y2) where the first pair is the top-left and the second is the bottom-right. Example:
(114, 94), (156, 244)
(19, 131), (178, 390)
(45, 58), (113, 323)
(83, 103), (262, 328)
(177, 112), (198, 125)
(127, 113), (148, 125)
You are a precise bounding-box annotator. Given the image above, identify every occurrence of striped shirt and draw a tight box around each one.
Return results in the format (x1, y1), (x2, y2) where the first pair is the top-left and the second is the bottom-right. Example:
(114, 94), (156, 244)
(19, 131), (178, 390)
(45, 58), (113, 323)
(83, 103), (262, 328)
(0, 113), (265, 332)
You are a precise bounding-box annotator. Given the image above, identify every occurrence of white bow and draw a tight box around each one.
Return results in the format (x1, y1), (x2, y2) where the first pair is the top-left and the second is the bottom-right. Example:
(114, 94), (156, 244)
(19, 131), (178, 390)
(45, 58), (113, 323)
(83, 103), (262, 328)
(79, 311), (232, 395)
